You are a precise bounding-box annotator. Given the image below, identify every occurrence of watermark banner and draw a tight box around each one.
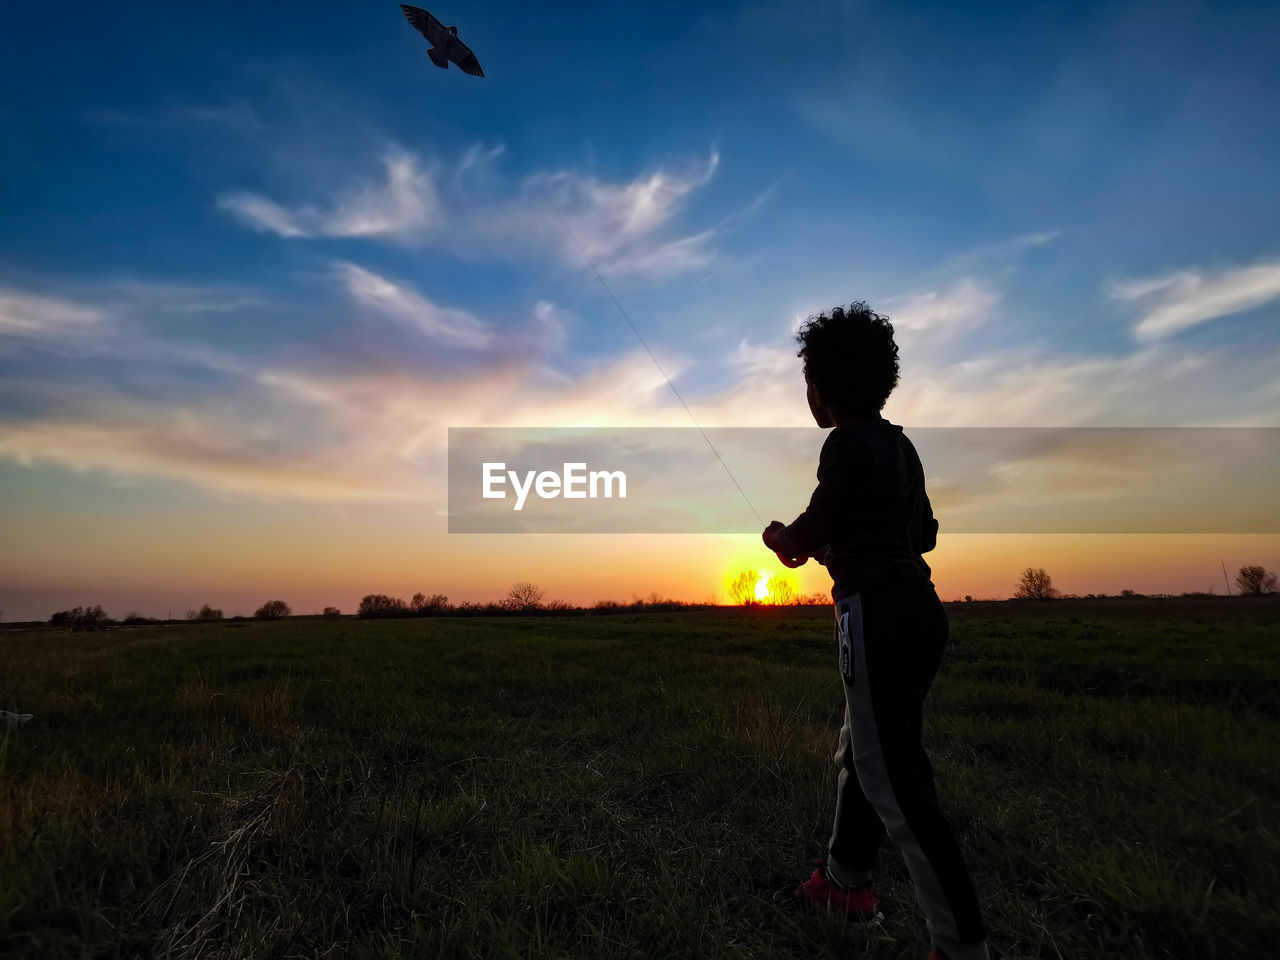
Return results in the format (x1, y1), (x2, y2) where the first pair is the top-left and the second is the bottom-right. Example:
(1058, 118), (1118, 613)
(447, 427), (1280, 534)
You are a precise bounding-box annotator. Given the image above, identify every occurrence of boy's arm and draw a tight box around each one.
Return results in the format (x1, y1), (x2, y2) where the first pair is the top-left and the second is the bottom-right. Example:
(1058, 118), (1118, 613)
(772, 431), (867, 559)
(921, 492), (939, 553)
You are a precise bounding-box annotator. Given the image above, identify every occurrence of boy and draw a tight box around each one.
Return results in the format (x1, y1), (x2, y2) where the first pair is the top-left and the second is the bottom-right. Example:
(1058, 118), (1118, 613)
(762, 303), (990, 960)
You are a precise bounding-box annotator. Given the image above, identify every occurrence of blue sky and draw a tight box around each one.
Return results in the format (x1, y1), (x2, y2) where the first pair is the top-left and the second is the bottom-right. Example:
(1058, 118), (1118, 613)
(1, 0), (1278, 617)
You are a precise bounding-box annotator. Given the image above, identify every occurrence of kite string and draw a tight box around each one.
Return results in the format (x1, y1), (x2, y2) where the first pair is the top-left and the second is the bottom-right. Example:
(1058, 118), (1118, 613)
(533, 181), (766, 528)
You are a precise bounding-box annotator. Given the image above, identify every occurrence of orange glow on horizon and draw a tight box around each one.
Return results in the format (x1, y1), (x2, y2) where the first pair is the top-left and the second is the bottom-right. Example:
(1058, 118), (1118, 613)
(1, 488), (1277, 621)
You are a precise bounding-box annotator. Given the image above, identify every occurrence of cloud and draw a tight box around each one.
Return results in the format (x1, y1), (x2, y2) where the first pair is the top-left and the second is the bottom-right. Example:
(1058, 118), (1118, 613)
(0, 288), (109, 337)
(7, 320), (1274, 511)
(524, 149), (721, 276)
(0, 334), (696, 504)
(686, 265), (1279, 429)
(0, 266), (697, 503)
(218, 148), (440, 239)
(101, 279), (264, 317)
(531, 300), (568, 355)
(453, 145), (725, 278)
(336, 263), (494, 350)
(1110, 257), (1280, 340)
(891, 339), (1280, 427)
(219, 142), (726, 279)
(454, 142), (508, 188)
(937, 231), (1062, 272)
(589, 229), (717, 278)
(885, 278), (1000, 335)
(682, 338), (810, 427)
(6, 231), (1276, 511)
(0, 416), (385, 502)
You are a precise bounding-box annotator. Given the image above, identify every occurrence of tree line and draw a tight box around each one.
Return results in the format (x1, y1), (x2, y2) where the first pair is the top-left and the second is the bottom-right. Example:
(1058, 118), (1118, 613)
(42, 583), (714, 627)
(1011, 564), (1278, 600)
(38, 563), (1278, 627)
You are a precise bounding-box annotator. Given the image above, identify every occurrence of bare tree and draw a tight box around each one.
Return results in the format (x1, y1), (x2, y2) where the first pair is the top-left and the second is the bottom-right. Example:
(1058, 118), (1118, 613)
(254, 600), (292, 620)
(505, 581), (546, 612)
(1236, 565), (1278, 596)
(1014, 567), (1060, 600)
(728, 570), (760, 606)
(196, 604), (224, 621)
(765, 574), (798, 606)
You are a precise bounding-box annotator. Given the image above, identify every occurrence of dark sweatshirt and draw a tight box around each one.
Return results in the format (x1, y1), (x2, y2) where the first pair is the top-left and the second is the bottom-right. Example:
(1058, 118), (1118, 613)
(775, 415), (938, 601)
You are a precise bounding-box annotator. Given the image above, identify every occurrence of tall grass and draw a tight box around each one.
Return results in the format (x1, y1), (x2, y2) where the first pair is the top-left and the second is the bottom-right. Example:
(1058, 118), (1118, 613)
(1, 599), (1276, 958)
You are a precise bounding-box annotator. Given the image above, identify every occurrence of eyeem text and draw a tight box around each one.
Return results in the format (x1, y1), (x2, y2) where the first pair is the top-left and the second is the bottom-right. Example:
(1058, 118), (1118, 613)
(482, 462), (628, 511)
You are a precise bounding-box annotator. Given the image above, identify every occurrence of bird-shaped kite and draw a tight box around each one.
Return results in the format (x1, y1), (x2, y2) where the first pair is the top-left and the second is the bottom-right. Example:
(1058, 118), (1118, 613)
(400, 4), (485, 77)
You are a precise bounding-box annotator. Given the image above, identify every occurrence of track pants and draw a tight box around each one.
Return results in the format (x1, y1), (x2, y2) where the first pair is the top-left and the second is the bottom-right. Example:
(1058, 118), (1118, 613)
(828, 578), (988, 960)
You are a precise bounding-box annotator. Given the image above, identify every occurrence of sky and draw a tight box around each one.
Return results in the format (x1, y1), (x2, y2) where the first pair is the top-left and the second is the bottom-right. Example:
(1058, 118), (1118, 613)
(1, 0), (1278, 619)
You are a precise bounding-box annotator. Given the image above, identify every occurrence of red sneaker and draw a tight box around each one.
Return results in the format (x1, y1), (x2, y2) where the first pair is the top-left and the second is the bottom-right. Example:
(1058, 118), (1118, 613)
(773, 859), (881, 919)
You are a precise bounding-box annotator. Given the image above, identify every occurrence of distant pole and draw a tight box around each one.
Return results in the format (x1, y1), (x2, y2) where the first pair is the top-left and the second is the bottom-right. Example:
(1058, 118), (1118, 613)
(1221, 561), (1232, 596)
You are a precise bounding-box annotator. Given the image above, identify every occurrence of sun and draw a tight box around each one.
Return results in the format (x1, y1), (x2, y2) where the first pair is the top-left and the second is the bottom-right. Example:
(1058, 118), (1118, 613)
(754, 571), (771, 601)
(725, 566), (798, 606)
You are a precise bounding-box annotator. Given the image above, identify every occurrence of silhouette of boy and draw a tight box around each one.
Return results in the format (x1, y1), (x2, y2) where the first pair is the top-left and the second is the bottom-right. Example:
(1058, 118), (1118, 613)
(763, 303), (990, 960)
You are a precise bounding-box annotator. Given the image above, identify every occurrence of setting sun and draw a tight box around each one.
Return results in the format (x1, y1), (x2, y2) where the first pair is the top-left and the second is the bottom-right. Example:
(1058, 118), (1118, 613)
(755, 571), (772, 601)
(724, 567), (804, 606)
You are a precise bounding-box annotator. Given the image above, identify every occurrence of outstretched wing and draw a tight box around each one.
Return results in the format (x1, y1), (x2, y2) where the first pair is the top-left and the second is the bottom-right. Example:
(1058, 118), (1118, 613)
(451, 39), (485, 77)
(400, 4), (448, 47)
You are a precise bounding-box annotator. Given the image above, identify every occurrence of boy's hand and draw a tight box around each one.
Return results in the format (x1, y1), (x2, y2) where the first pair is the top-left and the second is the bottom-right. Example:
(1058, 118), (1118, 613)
(763, 521), (807, 568)
(762, 521), (786, 551)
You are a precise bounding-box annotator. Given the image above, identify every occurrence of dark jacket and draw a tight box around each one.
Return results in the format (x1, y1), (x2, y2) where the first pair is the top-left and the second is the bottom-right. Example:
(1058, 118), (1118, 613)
(776, 415), (938, 600)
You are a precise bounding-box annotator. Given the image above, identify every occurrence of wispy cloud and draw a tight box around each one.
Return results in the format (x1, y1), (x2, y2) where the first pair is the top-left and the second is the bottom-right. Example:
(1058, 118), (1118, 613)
(689, 261), (1279, 429)
(218, 142), (726, 279)
(689, 335), (1280, 430)
(218, 148), (440, 239)
(0, 271), (692, 501)
(885, 278), (1000, 336)
(521, 149), (721, 276)
(0, 288), (109, 337)
(1110, 256), (1280, 340)
(101, 279), (264, 317)
(0, 415), (387, 502)
(6, 229), (1277, 509)
(336, 263), (494, 350)
(937, 231), (1062, 273)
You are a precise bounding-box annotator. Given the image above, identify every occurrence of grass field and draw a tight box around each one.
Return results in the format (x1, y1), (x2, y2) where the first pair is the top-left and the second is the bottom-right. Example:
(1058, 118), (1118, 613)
(1, 599), (1277, 959)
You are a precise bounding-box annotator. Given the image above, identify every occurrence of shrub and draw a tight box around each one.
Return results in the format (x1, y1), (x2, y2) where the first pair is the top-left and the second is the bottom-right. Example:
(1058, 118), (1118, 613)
(50, 605), (111, 630)
(254, 600), (292, 620)
(357, 594), (410, 619)
(409, 593), (451, 615)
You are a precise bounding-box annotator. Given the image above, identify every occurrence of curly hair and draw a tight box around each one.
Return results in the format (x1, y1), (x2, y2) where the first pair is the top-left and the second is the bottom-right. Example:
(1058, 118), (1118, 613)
(795, 301), (900, 414)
